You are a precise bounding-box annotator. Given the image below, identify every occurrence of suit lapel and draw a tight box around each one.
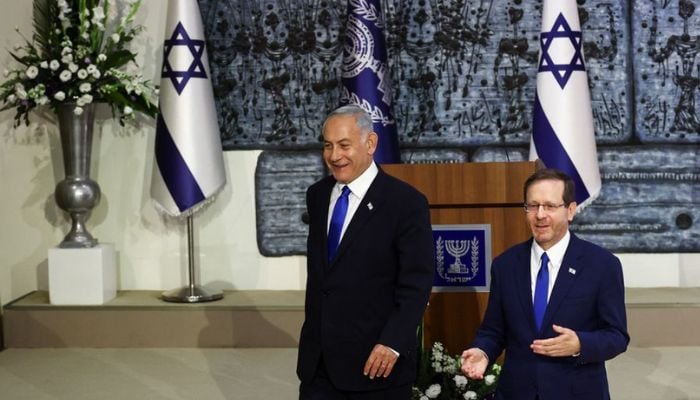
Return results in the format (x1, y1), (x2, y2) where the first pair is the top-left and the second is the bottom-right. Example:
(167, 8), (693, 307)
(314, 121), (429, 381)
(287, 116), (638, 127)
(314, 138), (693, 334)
(315, 179), (334, 270)
(541, 234), (584, 331)
(514, 240), (538, 332)
(329, 172), (386, 266)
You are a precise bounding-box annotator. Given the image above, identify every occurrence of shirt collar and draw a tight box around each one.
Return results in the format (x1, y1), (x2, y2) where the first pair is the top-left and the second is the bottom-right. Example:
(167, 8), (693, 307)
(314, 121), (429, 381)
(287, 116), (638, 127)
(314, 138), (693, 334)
(335, 162), (378, 199)
(532, 230), (571, 268)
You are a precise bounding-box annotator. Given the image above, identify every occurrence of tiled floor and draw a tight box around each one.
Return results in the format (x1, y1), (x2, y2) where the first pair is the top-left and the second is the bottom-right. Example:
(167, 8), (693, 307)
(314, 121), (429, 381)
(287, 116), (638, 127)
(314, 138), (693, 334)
(0, 347), (699, 399)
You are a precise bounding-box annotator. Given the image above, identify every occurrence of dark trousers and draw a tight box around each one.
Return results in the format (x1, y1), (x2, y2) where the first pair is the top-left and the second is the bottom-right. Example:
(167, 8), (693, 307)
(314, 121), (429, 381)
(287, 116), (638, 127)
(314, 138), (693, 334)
(299, 358), (411, 400)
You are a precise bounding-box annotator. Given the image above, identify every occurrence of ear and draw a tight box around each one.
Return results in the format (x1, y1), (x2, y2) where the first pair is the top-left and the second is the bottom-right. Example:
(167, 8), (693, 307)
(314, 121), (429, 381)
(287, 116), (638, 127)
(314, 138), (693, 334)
(366, 132), (378, 155)
(566, 202), (577, 222)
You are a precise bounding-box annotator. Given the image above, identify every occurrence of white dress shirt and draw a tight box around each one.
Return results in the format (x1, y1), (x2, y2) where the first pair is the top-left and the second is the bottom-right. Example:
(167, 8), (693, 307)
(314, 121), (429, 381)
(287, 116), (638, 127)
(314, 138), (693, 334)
(530, 230), (571, 303)
(326, 162), (378, 239)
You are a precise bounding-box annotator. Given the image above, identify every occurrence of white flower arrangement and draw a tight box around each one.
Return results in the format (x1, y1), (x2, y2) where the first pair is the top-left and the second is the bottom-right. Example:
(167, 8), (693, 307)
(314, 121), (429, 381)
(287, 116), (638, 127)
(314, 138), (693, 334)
(413, 341), (501, 400)
(0, 0), (157, 126)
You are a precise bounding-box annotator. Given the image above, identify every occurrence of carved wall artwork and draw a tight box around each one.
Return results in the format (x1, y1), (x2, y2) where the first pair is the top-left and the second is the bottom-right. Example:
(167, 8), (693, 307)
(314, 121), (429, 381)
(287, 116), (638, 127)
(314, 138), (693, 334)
(200, 0), (699, 255)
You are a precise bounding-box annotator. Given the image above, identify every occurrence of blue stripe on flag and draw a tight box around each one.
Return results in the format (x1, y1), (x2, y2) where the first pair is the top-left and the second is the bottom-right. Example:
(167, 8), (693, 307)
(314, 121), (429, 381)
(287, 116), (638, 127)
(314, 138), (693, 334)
(341, 0), (400, 164)
(155, 112), (205, 212)
(532, 94), (591, 203)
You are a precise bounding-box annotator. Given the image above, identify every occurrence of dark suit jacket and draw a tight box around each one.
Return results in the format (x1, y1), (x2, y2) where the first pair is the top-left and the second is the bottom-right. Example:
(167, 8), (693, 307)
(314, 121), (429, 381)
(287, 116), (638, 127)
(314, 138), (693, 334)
(296, 169), (434, 391)
(472, 233), (629, 400)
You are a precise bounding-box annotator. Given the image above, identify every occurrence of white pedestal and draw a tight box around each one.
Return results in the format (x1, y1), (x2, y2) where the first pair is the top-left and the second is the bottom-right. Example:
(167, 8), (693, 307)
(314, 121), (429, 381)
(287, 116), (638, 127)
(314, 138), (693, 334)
(48, 243), (117, 305)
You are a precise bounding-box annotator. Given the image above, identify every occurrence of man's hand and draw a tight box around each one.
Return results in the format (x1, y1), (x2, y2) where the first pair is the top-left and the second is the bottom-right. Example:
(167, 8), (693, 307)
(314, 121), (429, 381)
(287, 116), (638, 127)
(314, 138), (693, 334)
(363, 344), (399, 379)
(460, 348), (488, 379)
(530, 324), (581, 357)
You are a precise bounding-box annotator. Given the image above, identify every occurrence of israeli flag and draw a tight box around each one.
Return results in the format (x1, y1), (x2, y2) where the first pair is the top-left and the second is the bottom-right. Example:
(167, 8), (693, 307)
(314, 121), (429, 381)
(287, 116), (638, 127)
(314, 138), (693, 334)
(151, 0), (226, 217)
(340, 0), (400, 164)
(530, 0), (601, 210)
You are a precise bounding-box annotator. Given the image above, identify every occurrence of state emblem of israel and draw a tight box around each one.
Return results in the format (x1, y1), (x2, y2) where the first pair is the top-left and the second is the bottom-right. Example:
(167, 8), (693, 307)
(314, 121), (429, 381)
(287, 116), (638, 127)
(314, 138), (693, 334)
(432, 224), (491, 292)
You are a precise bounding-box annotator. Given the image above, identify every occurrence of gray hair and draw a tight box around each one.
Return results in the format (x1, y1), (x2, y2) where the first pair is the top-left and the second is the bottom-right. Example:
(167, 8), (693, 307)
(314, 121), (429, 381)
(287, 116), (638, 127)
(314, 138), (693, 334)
(323, 105), (374, 135)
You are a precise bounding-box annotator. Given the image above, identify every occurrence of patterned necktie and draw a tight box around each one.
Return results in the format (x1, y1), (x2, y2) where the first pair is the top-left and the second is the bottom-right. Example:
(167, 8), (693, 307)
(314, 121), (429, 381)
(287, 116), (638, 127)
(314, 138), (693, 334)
(533, 252), (550, 331)
(327, 186), (351, 262)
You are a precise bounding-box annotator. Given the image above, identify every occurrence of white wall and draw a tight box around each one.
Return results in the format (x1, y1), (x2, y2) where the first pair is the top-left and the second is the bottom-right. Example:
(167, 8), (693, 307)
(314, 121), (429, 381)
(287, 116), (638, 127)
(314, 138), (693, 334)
(0, 1), (697, 306)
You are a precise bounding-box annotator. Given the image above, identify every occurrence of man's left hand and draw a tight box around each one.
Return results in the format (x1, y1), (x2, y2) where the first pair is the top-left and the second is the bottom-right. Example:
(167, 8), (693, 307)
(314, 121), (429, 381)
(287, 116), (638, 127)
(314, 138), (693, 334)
(363, 344), (398, 379)
(530, 324), (581, 357)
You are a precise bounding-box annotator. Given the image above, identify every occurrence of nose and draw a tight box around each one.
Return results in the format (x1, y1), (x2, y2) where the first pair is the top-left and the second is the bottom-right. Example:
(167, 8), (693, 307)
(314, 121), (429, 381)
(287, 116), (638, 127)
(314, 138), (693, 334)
(535, 205), (547, 218)
(329, 147), (341, 162)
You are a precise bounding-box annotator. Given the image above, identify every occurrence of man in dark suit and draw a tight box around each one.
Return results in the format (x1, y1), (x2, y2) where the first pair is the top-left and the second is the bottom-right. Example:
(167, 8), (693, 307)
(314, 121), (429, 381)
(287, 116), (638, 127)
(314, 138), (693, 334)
(460, 168), (629, 400)
(297, 105), (434, 399)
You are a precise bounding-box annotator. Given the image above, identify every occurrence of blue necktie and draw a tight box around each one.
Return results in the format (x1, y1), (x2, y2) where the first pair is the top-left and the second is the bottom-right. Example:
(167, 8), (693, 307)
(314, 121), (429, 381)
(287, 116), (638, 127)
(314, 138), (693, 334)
(534, 252), (550, 331)
(327, 186), (351, 262)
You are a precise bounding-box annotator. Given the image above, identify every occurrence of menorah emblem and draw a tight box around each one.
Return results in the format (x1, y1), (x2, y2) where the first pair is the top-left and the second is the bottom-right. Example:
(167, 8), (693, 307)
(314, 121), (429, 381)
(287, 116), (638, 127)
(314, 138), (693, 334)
(445, 239), (470, 274)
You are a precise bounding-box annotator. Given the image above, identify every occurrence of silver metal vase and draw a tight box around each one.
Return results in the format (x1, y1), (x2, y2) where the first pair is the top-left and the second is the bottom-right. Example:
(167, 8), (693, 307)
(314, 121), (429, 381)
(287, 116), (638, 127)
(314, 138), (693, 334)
(54, 103), (101, 248)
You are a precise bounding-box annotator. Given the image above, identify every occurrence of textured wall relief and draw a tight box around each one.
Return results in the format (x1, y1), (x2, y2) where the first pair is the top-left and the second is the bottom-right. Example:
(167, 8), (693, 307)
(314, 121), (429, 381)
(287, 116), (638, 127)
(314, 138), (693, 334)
(634, 0), (700, 142)
(201, 0), (698, 255)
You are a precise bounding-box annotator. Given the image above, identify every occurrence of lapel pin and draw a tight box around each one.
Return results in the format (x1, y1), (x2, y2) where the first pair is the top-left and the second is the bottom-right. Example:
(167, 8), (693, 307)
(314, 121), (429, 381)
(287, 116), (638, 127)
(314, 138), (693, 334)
(367, 202), (373, 210)
(568, 267), (576, 275)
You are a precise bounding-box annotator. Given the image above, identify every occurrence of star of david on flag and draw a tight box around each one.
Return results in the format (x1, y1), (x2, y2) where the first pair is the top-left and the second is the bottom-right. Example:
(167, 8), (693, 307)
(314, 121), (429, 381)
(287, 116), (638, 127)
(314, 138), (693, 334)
(340, 0), (400, 164)
(162, 22), (208, 95)
(151, 0), (226, 217)
(530, 0), (601, 210)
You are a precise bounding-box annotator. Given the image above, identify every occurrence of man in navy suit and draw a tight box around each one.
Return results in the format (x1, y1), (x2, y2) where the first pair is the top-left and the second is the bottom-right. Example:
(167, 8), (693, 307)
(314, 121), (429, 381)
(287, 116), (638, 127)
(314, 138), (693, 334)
(297, 105), (434, 399)
(460, 168), (629, 400)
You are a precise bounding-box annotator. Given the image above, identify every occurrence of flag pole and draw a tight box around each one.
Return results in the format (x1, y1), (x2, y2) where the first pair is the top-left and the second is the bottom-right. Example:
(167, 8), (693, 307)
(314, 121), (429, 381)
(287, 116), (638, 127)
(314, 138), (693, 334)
(161, 215), (223, 303)
(154, 0), (226, 303)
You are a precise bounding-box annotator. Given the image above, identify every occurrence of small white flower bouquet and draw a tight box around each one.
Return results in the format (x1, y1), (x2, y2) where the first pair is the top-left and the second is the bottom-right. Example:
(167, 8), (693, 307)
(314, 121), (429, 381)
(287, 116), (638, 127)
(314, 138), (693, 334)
(413, 342), (500, 400)
(0, 0), (157, 126)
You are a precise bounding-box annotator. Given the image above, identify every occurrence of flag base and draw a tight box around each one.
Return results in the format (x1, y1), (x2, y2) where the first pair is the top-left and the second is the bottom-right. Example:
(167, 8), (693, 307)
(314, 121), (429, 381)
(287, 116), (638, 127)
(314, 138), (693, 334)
(161, 285), (223, 303)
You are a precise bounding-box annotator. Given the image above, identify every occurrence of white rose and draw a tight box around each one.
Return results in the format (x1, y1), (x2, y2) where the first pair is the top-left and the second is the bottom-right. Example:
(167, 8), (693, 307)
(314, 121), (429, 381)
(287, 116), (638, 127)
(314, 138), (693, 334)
(61, 54), (73, 64)
(40, 61), (49, 69)
(425, 384), (441, 399)
(76, 94), (93, 106)
(97, 54), (107, 62)
(77, 69), (88, 79)
(36, 96), (49, 105)
(68, 63), (79, 73)
(123, 106), (133, 115)
(91, 70), (101, 79)
(7, 94), (16, 103)
(54, 91), (66, 101)
(86, 65), (97, 73)
(49, 60), (60, 71)
(463, 391), (477, 400)
(485, 374), (496, 385)
(61, 46), (72, 55)
(79, 83), (91, 93)
(25, 66), (39, 79)
(73, 106), (84, 116)
(111, 33), (120, 43)
(16, 89), (28, 100)
(59, 70), (72, 82)
(453, 374), (468, 388)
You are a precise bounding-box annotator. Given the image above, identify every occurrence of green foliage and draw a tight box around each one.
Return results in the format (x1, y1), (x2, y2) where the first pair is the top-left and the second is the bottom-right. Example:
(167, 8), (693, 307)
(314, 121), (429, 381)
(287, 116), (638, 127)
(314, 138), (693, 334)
(1, 0), (157, 126)
(412, 342), (500, 400)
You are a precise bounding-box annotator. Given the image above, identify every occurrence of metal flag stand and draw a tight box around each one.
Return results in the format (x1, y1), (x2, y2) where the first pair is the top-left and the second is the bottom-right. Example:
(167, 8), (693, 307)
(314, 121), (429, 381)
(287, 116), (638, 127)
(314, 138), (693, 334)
(161, 215), (223, 303)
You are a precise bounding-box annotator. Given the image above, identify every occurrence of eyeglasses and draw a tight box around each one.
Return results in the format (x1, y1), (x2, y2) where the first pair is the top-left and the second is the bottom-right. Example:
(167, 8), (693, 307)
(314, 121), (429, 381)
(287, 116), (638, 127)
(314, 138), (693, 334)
(524, 203), (567, 213)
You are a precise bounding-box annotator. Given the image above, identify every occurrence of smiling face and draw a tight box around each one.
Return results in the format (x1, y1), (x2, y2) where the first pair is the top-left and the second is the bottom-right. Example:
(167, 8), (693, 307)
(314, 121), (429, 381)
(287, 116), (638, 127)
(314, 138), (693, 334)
(322, 113), (377, 184)
(525, 179), (577, 250)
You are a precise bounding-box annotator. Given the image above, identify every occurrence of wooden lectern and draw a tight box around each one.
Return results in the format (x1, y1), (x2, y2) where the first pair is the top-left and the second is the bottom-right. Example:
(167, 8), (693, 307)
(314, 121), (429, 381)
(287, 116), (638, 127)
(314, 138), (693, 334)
(383, 161), (537, 355)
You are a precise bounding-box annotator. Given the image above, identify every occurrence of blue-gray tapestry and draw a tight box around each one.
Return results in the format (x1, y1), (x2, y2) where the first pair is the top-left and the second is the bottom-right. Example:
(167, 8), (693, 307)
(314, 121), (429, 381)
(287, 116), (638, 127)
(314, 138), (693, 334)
(200, 0), (699, 255)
